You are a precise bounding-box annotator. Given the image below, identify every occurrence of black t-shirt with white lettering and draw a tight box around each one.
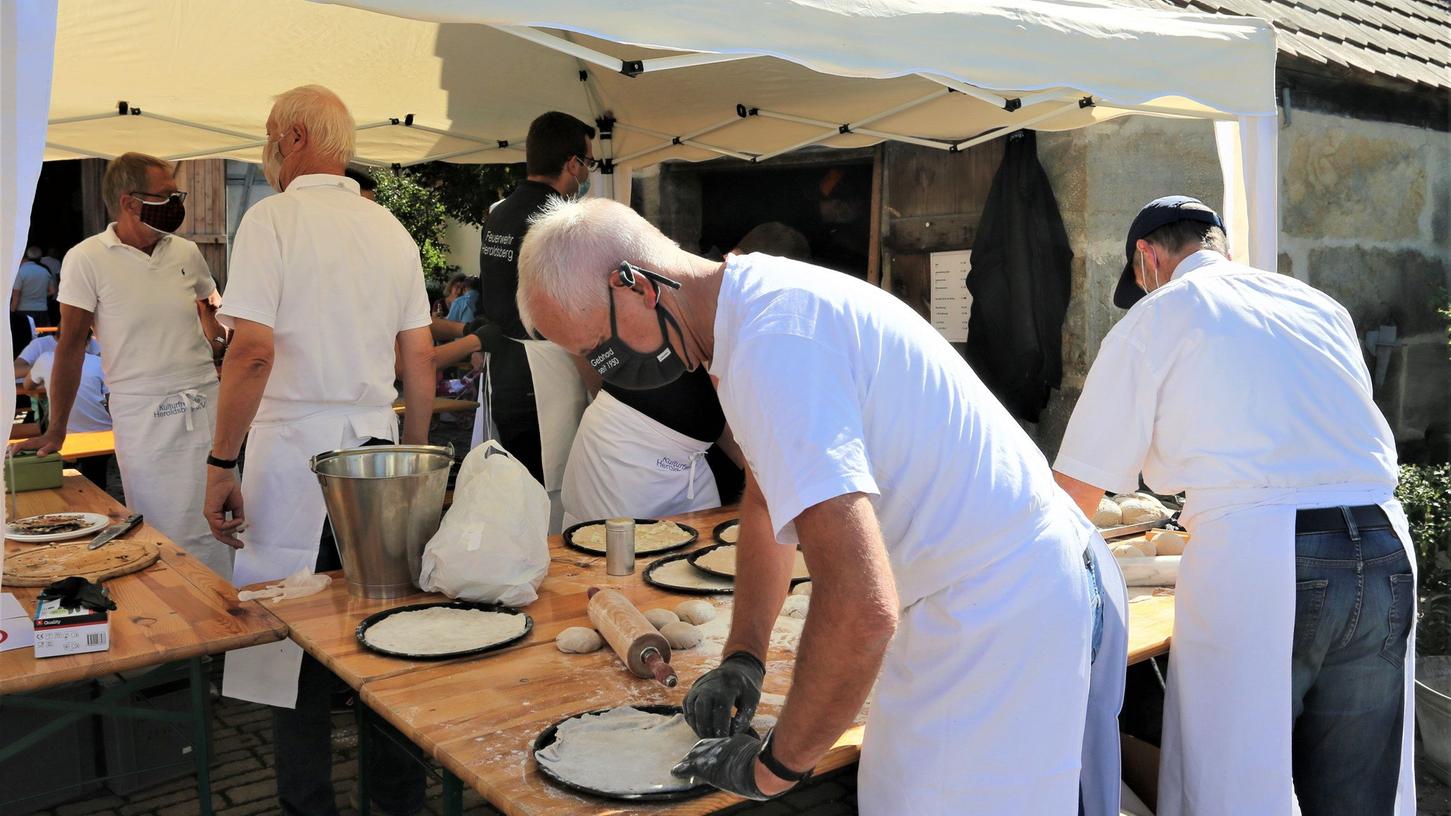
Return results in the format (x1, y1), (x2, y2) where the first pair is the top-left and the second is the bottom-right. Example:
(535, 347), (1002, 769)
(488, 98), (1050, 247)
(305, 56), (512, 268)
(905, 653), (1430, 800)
(479, 180), (558, 339)
(604, 367), (725, 445)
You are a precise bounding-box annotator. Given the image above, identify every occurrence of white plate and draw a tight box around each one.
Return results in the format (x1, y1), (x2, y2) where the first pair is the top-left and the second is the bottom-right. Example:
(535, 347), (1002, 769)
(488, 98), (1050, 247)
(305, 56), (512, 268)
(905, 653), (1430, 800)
(6, 512), (112, 543)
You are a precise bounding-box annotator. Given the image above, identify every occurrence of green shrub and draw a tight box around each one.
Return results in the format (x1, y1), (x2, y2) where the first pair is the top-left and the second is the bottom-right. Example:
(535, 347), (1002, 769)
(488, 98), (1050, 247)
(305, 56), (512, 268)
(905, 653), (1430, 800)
(1397, 463), (1451, 655)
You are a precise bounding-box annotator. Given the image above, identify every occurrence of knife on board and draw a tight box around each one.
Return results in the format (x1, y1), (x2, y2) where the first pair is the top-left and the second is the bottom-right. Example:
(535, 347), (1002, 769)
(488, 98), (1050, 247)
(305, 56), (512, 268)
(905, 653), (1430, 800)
(89, 513), (143, 550)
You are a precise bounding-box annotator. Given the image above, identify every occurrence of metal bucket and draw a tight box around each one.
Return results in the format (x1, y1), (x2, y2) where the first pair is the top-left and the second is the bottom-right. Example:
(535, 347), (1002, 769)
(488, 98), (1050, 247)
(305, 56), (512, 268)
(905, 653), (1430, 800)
(309, 444), (453, 598)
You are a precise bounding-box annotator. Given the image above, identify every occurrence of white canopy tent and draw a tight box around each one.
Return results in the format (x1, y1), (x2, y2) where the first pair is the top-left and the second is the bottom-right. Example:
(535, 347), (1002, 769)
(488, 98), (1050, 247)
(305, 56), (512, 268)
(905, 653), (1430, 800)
(34, 0), (1279, 266)
(4, 0), (1279, 504)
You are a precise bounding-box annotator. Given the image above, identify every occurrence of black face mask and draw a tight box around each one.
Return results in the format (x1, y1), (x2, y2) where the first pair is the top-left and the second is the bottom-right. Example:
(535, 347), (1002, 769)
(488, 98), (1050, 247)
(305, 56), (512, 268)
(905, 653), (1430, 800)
(586, 282), (688, 391)
(134, 193), (187, 234)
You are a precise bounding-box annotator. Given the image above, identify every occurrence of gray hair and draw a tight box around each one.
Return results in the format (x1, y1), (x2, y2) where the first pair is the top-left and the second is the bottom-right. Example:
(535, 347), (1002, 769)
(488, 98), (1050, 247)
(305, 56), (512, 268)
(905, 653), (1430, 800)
(271, 85), (356, 166)
(102, 152), (172, 218)
(517, 197), (686, 333)
(1143, 221), (1228, 257)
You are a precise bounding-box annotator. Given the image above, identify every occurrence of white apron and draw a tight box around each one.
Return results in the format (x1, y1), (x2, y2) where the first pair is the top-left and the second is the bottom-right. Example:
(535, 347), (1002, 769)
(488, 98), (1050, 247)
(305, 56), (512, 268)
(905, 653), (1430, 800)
(857, 505), (1099, 814)
(1159, 486), (1417, 816)
(560, 389), (720, 529)
(109, 380), (232, 580)
(520, 341), (587, 534)
(221, 405), (397, 709)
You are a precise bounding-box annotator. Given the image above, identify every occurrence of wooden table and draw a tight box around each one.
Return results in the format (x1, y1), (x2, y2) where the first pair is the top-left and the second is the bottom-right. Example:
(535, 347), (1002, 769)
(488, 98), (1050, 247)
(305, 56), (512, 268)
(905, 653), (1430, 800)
(5, 430), (116, 460)
(0, 474), (288, 814)
(392, 397), (480, 416)
(258, 502), (1174, 816)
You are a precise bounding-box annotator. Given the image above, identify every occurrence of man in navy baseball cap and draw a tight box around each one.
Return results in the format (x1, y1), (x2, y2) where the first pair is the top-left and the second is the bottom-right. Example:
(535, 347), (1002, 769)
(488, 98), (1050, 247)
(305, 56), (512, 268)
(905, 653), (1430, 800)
(1113, 195), (1225, 308)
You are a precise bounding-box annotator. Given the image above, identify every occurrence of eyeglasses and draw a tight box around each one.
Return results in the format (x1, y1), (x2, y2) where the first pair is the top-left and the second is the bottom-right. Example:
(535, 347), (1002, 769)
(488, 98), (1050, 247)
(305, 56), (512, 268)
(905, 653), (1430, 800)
(130, 191), (188, 205)
(574, 155), (600, 172)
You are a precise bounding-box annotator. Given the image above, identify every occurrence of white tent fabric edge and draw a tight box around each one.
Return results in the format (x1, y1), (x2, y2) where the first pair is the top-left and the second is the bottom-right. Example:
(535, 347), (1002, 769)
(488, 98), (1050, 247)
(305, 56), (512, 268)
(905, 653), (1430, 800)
(1, 1), (59, 577)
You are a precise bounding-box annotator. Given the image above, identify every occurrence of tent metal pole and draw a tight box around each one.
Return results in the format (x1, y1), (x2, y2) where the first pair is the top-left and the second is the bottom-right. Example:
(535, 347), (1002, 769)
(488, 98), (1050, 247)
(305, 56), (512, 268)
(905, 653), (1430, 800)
(751, 89), (951, 160)
(400, 142), (520, 165)
(1094, 101), (1236, 121)
(46, 111), (126, 126)
(403, 122), (506, 146)
(1016, 89), (1076, 109)
(492, 25), (623, 72)
(913, 74), (1011, 109)
(163, 139), (269, 162)
(135, 111), (263, 142)
(949, 100), (1082, 151)
(638, 52), (758, 72)
(751, 108), (951, 156)
(44, 142), (114, 160)
(613, 118), (751, 164)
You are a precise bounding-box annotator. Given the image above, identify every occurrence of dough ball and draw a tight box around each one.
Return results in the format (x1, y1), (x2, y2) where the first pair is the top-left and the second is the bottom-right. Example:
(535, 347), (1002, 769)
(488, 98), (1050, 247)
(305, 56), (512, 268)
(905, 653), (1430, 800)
(555, 627), (603, 654)
(644, 608), (680, 630)
(660, 621), (702, 649)
(1118, 497), (1170, 525)
(1147, 529), (1189, 556)
(674, 599), (716, 625)
(1110, 539), (1155, 559)
(1091, 497), (1122, 528)
(790, 581), (813, 597)
(780, 594), (810, 619)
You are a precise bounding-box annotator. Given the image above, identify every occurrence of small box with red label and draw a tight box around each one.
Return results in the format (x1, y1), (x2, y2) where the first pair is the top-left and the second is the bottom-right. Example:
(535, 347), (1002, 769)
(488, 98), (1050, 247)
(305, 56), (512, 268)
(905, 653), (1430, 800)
(0, 592), (34, 653)
(33, 596), (110, 658)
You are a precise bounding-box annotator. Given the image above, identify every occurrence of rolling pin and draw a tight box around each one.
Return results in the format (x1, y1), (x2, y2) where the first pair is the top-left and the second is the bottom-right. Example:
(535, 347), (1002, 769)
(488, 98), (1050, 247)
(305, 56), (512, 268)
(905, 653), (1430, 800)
(587, 587), (677, 687)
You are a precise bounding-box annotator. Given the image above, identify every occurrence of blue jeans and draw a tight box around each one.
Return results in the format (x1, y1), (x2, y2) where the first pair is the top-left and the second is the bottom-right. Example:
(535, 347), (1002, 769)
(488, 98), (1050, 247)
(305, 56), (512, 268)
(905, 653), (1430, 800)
(1291, 515), (1413, 815)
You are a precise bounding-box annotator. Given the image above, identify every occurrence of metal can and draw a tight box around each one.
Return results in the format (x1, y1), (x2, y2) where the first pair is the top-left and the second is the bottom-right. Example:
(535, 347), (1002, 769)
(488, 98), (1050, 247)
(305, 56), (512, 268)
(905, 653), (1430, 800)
(605, 517), (636, 576)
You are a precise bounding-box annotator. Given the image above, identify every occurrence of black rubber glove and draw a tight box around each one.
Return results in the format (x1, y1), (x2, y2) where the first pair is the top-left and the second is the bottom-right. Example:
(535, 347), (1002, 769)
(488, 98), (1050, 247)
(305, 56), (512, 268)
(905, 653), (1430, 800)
(683, 651), (765, 738)
(38, 577), (116, 611)
(465, 319), (504, 355)
(671, 732), (770, 800)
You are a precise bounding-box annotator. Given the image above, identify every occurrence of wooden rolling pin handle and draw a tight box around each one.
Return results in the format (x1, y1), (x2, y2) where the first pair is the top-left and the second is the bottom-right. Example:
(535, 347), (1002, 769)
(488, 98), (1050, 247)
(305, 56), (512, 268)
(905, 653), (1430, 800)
(643, 648), (678, 688)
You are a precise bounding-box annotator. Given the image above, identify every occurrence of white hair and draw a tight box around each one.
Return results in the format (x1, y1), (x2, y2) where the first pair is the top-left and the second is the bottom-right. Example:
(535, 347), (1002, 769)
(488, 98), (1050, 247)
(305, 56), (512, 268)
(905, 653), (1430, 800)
(517, 197), (685, 333)
(271, 85), (355, 165)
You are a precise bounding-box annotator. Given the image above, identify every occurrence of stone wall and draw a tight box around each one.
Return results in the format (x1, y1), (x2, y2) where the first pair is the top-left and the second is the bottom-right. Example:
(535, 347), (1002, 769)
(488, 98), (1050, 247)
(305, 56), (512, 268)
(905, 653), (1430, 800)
(1032, 108), (1450, 458)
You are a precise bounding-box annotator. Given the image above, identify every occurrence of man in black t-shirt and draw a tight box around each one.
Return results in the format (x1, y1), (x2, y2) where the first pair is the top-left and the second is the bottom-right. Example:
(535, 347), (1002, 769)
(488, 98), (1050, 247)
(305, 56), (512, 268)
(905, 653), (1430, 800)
(458, 112), (597, 481)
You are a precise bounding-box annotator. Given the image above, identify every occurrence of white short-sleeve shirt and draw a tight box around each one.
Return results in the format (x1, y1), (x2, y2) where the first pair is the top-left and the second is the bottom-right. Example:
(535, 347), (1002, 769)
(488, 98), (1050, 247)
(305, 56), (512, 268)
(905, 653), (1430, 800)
(30, 351), (111, 433)
(219, 174), (431, 423)
(57, 226), (216, 395)
(710, 254), (1066, 605)
(1054, 250), (1397, 497)
(13, 262), (51, 311)
(15, 335), (99, 366)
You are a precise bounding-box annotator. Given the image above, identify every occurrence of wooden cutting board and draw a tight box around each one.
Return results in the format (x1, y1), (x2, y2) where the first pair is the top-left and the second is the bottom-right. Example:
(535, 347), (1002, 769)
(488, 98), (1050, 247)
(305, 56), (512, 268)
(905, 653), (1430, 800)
(1, 538), (161, 587)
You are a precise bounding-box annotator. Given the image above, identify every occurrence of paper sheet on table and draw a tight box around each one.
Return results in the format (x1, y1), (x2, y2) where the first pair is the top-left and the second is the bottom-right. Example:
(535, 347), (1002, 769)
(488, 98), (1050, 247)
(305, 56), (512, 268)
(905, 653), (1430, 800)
(930, 250), (973, 343)
(222, 639), (305, 708)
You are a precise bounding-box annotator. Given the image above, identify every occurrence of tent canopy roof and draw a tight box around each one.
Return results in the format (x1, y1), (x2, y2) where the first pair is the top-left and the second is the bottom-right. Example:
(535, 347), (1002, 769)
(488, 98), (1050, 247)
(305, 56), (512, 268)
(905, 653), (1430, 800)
(45, 0), (1277, 168)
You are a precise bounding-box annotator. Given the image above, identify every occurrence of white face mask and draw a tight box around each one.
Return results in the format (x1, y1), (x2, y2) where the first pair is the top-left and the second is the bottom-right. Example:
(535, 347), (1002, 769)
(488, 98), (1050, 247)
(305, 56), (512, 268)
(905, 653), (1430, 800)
(1137, 249), (1166, 294)
(262, 138), (286, 192)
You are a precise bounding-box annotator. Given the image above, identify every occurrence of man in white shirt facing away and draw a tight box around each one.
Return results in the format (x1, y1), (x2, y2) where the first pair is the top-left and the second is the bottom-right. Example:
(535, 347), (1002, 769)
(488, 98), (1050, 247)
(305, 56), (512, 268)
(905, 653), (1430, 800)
(515, 197), (1125, 815)
(1053, 196), (1415, 815)
(205, 84), (434, 816)
(14, 153), (229, 576)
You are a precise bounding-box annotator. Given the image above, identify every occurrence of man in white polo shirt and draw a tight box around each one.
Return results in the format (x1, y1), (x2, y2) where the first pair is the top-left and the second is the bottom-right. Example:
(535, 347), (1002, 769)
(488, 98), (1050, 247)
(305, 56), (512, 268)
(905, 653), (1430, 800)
(206, 84), (433, 816)
(15, 152), (229, 577)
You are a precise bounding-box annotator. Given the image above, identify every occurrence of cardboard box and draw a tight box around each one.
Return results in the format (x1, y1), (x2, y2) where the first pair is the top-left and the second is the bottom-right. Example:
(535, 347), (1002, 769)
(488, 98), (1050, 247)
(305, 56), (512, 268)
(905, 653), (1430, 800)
(0, 593), (34, 652)
(33, 597), (110, 658)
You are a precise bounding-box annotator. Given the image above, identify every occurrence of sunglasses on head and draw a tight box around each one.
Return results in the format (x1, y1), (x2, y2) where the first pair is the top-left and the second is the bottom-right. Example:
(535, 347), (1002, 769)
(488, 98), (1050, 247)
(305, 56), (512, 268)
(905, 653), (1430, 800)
(130, 191), (188, 206)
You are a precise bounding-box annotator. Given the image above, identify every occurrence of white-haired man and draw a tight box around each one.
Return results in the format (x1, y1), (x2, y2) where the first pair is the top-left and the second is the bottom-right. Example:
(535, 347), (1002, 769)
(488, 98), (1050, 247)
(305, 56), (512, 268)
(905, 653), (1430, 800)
(14, 153), (229, 576)
(516, 198), (1121, 814)
(1054, 196), (1415, 814)
(205, 85), (433, 816)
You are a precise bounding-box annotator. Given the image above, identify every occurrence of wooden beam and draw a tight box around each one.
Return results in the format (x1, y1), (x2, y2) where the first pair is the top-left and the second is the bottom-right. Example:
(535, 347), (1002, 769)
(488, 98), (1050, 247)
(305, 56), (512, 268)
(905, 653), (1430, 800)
(868, 144), (884, 287)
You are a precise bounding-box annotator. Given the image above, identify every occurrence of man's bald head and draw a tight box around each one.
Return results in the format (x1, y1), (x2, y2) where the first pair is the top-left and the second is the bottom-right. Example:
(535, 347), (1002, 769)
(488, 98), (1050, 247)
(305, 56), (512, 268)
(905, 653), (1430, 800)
(517, 197), (685, 342)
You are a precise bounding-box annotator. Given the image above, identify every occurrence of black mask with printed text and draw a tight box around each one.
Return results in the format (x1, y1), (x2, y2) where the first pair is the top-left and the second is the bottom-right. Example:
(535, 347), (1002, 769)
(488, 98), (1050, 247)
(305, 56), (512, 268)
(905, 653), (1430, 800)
(135, 195), (186, 234)
(586, 283), (687, 390)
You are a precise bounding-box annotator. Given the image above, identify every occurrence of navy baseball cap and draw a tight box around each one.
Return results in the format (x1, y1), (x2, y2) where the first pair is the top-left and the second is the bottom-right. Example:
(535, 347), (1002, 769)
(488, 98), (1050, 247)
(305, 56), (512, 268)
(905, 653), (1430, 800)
(1114, 196), (1224, 309)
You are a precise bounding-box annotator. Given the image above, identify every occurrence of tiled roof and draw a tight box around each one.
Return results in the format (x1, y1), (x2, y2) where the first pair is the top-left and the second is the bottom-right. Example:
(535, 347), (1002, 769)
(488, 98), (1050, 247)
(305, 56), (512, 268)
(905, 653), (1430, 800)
(1142, 0), (1449, 90)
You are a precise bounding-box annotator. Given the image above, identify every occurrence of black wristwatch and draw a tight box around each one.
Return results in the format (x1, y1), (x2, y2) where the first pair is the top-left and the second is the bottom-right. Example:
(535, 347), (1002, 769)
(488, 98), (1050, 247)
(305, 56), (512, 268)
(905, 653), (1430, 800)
(757, 728), (812, 783)
(206, 454), (238, 470)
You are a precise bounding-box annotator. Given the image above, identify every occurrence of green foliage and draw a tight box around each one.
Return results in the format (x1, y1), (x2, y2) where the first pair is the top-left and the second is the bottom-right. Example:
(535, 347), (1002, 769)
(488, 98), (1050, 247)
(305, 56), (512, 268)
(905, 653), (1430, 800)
(1397, 464), (1451, 655)
(405, 162), (525, 227)
(370, 168), (456, 287)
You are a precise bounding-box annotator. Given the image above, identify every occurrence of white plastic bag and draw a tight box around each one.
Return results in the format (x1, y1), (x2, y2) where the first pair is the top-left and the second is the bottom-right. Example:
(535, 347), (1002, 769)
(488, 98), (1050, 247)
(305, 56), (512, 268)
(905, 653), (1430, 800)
(418, 440), (549, 606)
